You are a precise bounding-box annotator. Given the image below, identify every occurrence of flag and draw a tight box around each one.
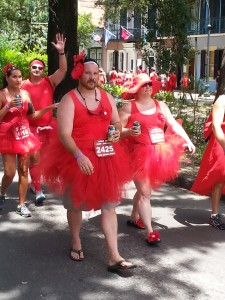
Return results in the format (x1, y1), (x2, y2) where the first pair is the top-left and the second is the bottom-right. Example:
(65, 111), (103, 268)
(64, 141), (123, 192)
(104, 28), (116, 48)
(121, 26), (133, 40)
(92, 32), (101, 42)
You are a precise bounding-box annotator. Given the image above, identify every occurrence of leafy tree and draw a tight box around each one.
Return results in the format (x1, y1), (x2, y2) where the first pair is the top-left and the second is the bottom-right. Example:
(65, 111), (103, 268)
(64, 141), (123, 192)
(0, 0), (48, 51)
(78, 14), (96, 49)
(95, 0), (197, 73)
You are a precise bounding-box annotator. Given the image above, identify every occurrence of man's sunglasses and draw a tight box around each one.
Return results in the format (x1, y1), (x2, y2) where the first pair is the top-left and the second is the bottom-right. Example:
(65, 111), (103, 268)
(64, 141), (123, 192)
(31, 65), (43, 70)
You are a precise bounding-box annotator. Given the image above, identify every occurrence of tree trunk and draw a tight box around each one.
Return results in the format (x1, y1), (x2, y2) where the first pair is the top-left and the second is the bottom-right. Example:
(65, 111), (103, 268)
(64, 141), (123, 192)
(48, 0), (78, 101)
(215, 48), (225, 102)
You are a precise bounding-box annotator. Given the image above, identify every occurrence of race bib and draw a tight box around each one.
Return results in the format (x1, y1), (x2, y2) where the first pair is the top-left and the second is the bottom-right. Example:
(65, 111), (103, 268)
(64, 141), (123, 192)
(94, 140), (115, 157)
(149, 128), (165, 144)
(13, 124), (30, 140)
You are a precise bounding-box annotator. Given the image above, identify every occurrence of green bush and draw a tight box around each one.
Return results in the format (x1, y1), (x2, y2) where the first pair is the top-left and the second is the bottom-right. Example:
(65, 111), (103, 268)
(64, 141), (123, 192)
(102, 84), (127, 98)
(0, 44), (47, 87)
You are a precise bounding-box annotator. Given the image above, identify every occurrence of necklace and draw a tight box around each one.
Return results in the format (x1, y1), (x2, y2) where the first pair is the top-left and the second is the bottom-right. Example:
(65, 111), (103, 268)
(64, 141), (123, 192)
(77, 88), (103, 116)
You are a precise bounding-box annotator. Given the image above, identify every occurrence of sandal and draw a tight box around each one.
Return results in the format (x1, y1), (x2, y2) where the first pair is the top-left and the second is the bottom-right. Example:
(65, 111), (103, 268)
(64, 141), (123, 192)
(127, 218), (145, 229)
(69, 248), (84, 261)
(107, 260), (137, 272)
(146, 231), (161, 246)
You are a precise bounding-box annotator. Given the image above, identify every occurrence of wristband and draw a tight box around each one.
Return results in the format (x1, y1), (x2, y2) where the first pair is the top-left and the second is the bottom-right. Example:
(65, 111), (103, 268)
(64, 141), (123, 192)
(75, 152), (83, 159)
(5, 104), (10, 110)
(59, 52), (65, 55)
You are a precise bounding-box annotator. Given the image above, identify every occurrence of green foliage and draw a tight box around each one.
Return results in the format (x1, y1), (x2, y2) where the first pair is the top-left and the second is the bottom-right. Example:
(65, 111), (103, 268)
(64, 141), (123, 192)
(78, 14), (96, 49)
(96, 0), (196, 72)
(154, 91), (175, 103)
(0, 0), (48, 52)
(102, 83), (127, 98)
(0, 44), (47, 87)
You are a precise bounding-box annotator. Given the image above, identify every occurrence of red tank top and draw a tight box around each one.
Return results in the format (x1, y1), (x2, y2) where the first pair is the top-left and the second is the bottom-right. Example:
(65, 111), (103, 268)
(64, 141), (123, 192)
(68, 89), (112, 147)
(22, 77), (54, 126)
(126, 99), (166, 145)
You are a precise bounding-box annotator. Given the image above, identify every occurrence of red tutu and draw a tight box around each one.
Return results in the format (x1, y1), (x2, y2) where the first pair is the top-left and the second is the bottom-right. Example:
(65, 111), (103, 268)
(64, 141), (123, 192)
(128, 135), (184, 189)
(40, 89), (131, 211)
(0, 102), (41, 155)
(125, 100), (185, 189)
(191, 125), (225, 195)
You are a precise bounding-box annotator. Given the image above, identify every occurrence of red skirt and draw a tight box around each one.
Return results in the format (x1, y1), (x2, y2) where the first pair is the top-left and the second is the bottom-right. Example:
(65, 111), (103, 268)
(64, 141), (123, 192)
(0, 121), (41, 155)
(40, 138), (132, 211)
(191, 134), (225, 195)
(128, 134), (185, 189)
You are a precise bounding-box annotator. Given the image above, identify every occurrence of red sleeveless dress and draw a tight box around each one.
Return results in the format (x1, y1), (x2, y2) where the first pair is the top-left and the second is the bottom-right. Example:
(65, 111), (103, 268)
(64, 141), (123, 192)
(0, 90), (41, 154)
(126, 100), (185, 189)
(41, 89), (131, 210)
(191, 118), (225, 195)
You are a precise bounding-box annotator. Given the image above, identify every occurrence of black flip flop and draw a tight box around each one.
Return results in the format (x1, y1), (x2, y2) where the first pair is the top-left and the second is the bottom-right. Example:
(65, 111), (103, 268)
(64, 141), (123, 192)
(69, 248), (84, 261)
(107, 260), (137, 272)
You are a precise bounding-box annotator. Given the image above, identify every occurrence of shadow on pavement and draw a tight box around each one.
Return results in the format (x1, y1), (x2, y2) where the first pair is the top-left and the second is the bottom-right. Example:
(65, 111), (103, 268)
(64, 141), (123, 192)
(1, 168), (225, 299)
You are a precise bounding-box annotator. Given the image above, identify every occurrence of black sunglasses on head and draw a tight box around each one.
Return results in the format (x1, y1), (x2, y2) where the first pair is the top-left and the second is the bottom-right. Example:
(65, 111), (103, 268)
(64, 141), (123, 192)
(31, 65), (43, 71)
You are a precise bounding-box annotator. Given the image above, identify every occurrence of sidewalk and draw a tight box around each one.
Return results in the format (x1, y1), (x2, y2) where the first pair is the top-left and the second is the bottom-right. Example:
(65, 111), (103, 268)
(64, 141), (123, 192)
(0, 162), (225, 300)
(173, 91), (215, 103)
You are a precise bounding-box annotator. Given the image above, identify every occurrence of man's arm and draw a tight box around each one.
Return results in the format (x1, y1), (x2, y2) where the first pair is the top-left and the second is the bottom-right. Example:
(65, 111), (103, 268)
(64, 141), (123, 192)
(49, 33), (67, 88)
(212, 95), (225, 149)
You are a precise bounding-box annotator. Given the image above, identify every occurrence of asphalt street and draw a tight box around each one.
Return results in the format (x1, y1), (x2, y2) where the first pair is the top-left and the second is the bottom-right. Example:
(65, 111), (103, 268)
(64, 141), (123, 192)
(0, 158), (225, 300)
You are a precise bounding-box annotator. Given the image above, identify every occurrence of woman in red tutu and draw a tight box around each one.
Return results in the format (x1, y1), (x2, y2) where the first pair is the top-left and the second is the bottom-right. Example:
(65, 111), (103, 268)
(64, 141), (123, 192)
(119, 73), (195, 245)
(40, 52), (136, 271)
(191, 95), (225, 230)
(0, 64), (57, 217)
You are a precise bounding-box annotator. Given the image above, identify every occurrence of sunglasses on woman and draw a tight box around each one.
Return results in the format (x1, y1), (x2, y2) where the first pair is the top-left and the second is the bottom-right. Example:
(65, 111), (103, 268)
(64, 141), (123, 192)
(31, 65), (43, 71)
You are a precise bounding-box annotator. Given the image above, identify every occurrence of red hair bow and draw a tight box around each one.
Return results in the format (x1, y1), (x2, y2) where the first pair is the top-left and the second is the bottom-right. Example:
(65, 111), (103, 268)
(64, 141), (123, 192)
(71, 50), (85, 79)
(2, 63), (14, 75)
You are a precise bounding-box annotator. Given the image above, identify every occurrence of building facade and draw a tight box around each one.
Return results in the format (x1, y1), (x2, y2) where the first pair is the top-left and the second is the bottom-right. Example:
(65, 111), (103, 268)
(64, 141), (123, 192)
(79, 0), (225, 91)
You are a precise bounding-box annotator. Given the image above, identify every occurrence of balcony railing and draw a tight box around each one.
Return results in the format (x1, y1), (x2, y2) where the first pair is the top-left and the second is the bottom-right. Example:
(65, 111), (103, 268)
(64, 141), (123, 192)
(188, 17), (225, 35)
(95, 17), (225, 44)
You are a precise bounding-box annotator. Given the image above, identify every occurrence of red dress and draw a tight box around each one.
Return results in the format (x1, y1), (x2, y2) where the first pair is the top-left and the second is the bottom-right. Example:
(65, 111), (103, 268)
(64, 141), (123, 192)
(191, 120), (225, 195)
(126, 100), (185, 189)
(22, 77), (56, 146)
(41, 89), (131, 210)
(0, 90), (41, 154)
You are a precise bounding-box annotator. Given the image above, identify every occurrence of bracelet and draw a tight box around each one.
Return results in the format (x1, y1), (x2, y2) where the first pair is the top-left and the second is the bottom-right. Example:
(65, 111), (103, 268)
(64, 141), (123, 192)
(5, 104), (11, 110)
(75, 152), (83, 159)
(59, 52), (65, 55)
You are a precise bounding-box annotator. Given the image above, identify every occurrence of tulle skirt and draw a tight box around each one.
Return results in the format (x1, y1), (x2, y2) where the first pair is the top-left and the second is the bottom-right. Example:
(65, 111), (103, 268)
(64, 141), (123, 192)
(0, 121), (41, 155)
(41, 138), (132, 211)
(128, 135), (185, 189)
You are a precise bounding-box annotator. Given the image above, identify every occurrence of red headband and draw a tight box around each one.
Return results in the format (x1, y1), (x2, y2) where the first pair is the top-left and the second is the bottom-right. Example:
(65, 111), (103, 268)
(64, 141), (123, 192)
(30, 60), (44, 68)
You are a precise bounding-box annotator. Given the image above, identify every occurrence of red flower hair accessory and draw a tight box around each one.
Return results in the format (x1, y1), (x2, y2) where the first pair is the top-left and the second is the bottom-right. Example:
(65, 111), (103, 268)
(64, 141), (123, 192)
(71, 50), (85, 79)
(2, 63), (14, 75)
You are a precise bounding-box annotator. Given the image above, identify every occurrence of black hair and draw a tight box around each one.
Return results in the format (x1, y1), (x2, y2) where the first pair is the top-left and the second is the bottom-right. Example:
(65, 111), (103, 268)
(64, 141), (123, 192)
(84, 57), (99, 67)
(2, 65), (21, 89)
